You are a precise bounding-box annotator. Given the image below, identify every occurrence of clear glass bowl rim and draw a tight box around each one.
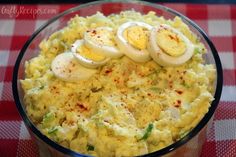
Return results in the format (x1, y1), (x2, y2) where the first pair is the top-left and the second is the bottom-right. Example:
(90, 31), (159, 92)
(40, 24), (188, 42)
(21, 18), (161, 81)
(12, 0), (223, 157)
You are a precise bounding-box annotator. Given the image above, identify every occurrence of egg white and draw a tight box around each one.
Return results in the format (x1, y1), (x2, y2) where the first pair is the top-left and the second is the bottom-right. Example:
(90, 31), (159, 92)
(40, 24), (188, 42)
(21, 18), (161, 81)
(116, 21), (152, 63)
(71, 40), (110, 69)
(84, 27), (123, 58)
(148, 24), (194, 66)
(51, 52), (97, 82)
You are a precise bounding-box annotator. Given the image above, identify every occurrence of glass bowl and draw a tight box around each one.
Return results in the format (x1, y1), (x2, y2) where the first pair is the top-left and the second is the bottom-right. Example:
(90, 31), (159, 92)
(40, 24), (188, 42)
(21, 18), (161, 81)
(12, 1), (223, 157)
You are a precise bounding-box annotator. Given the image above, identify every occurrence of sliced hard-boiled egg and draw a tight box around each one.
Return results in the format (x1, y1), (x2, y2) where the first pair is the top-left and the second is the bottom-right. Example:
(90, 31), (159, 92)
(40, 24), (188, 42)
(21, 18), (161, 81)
(84, 27), (122, 58)
(51, 52), (97, 82)
(148, 24), (194, 66)
(116, 21), (152, 63)
(71, 40), (109, 69)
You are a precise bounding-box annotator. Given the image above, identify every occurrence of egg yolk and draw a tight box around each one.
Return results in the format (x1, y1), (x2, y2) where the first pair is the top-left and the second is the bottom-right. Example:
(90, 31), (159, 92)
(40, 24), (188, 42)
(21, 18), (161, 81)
(87, 29), (115, 46)
(76, 44), (105, 61)
(123, 26), (149, 50)
(156, 29), (186, 57)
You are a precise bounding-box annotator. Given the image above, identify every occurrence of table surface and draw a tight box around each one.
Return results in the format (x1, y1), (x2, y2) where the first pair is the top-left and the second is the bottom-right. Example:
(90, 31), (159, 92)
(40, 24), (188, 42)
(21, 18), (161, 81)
(0, 3), (235, 157)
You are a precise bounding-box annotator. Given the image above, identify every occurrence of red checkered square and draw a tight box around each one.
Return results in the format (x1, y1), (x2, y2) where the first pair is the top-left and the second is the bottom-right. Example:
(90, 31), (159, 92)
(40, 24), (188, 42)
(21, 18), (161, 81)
(216, 140), (236, 157)
(231, 5), (236, 19)
(0, 36), (12, 50)
(214, 102), (236, 120)
(186, 4), (208, 20)
(4, 66), (13, 82)
(164, 4), (186, 15)
(0, 101), (21, 121)
(233, 36), (236, 52)
(211, 37), (233, 52)
(208, 5), (231, 19)
(35, 5), (60, 20)
(10, 35), (29, 51)
(0, 81), (3, 99)
(14, 5), (38, 20)
(0, 139), (19, 157)
(201, 141), (217, 157)
(13, 20), (36, 36)
(0, 5), (17, 19)
(17, 140), (39, 157)
(58, 4), (77, 13)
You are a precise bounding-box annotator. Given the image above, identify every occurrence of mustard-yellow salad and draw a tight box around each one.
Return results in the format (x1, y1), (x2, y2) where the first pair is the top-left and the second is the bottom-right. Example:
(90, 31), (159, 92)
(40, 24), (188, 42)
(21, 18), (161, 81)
(21, 11), (216, 157)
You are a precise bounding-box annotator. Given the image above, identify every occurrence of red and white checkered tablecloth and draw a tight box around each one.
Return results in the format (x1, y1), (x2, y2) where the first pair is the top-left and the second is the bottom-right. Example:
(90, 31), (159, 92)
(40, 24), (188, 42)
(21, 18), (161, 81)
(0, 3), (235, 157)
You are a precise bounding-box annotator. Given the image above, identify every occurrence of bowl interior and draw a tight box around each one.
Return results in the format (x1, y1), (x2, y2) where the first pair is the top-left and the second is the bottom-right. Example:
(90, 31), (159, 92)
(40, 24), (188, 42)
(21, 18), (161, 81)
(13, 1), (223, 157)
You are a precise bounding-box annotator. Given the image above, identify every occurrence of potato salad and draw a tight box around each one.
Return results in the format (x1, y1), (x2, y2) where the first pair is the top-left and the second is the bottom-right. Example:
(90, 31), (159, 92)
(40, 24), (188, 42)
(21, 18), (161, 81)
(21, 10), (216, 157)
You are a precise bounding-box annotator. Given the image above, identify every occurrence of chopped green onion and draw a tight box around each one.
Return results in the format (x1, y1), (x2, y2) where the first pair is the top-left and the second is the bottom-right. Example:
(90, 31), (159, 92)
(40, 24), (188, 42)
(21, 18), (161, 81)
(48, 127), (58, 134)
(179, 131), (188, 139)
(87, 144), (94, 151)
(149, 86), (160, 91)
(194, 47), (200, 54)
(139, 123), (154, 141)
(182, 82), (191, 88)
(43, 112), (55, 123)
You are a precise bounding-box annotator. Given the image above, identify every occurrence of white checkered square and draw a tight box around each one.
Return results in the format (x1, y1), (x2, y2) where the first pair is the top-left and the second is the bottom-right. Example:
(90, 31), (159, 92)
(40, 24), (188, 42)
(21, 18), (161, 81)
(0, 51), (10, 66)
(215, 119), (236, 141)
(221, 86), (236, 102)
(35, 20), (47, 31)
(219, 52), (235, 70)
(35, 20), (60, 31)
(0, 121), (21, 139)
(14, 20), (36, 36)
(208, 20), (232, 36)
(2, 82), (13, 101)
(0, 20), (15, 36)
(19, 121), (31, 140)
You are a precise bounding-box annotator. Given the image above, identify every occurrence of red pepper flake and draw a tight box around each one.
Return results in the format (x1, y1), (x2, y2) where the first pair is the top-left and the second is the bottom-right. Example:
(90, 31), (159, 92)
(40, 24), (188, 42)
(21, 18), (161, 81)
(174, 100), (181, 107)
(67, 120), (74, 126)
(105, 69), (112, 74)
(175, 90), (183, 95)
(147, 93), (151, 96)
(168, 35), (174, 40)
(169, 81), (173, 88)
(177, 100), (181, 104)
(180, 76), (183, 80)
(92, 30), (96, 34)
(104, 119), (109, 123)
(76, 102), (88, 111)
